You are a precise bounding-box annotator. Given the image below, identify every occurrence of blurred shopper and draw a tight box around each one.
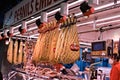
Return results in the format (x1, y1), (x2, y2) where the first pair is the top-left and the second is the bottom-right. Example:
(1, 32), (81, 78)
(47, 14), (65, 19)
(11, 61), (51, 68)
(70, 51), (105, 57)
(0, 71), (3, 80)
(109, 54), (120, 80)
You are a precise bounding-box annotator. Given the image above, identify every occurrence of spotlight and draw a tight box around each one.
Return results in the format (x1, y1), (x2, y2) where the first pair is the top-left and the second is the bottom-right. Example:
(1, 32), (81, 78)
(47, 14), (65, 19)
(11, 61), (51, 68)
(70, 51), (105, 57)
(35, 18), (46, 30)
(7, 31), (13, 37)
(54, 2), (68, 23)
(35, 19), (42, 27)
(5, 38), (10, 45)
(1, 33), (7, 39)
(80, 1), (94, 16)
(35, 12), (47, 29)
(55, 11), (66, 24)
(8, 27), (14, 37)
(19, 27), (22, 33)
(19, 21), (27, 35)
(55, 11), (63, 21)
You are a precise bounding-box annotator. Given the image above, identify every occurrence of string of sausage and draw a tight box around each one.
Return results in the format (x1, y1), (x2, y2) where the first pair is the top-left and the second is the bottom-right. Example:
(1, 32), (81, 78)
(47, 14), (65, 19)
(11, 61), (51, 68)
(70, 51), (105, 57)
(55, 16), (80, 64)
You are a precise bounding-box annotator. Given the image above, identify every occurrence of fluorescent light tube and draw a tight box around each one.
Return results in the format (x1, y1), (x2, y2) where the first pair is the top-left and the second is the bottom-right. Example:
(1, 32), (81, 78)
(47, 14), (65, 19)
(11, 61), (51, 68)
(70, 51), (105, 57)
(77, 14), (120, 26)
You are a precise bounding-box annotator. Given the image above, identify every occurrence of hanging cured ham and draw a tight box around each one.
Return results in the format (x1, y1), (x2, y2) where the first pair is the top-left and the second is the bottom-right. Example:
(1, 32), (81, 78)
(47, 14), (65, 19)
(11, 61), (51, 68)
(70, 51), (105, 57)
(13, 40), (18, 64)
(7, 39), (13, 63)
(32, 21), (59, 63)
(7, 39), (27, 65)
(18, 40), (23, 64)
(32, 15), (80, 64)
(55, 16), (80, 64)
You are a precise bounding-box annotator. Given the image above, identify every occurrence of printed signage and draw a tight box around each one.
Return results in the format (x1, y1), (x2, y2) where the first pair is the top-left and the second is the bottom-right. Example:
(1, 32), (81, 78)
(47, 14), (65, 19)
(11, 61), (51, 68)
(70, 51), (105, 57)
(4, 0), (60, 26)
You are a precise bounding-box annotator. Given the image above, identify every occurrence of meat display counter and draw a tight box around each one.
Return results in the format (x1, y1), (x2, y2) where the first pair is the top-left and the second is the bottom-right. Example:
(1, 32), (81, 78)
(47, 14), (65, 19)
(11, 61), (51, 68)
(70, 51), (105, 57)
(7, 66), (82, 80)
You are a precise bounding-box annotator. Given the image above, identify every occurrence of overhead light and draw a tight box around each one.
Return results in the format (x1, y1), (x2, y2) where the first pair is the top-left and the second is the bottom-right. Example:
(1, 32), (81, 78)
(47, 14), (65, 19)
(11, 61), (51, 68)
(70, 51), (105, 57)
(80, 1), (94, 16)
(30, 33), (39, 37)
(77, 21), (93, 26)
(26, 16), (41, 24)
(30, 36), (38, 39)
(14, 35), (37, 39)
(13, 32), (20, 35)
(97, 19), (120, 26)
(16, 35), (29, 38)
(75, 12), (82, 16)
(27, 26), (37, 31)
(80, 42), (91, 46)
(68, 0), (84, 7)
(47, 8), (60, 15)
(31, 17), (34, 19)
(77, 14), (120, 26)
(77, 19), (120, 27)
(13, 24), (21, 29)
(97, 15), (120, 22)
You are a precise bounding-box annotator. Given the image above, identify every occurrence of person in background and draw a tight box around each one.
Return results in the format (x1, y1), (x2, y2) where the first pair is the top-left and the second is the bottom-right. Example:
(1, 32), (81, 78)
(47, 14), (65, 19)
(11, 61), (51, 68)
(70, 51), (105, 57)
(0, 71), (3, 80)
(109, 54), (120, 80)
